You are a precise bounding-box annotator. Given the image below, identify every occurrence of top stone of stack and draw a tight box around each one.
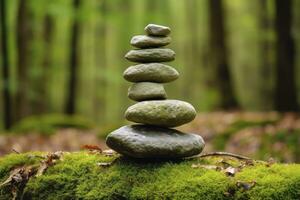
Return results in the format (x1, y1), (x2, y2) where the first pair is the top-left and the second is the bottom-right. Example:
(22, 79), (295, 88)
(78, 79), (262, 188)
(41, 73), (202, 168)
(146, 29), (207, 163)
(145, 24), (171, 36)
(125, 24), (175, 63)
(124, 23), (178, 83)
(130, 24), (171, 49)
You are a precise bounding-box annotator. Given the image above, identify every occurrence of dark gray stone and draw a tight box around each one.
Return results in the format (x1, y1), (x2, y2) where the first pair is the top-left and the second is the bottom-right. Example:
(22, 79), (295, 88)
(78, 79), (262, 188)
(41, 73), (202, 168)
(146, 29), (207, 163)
(106, 125), (205, 159)
(145, 24), (171, 36)
(123, 63), (179, 83)
(128, 82), (167, 101)
(125, 48), (175, 63)
(125, 100), (196, 127)
(130, 35), (171, 48)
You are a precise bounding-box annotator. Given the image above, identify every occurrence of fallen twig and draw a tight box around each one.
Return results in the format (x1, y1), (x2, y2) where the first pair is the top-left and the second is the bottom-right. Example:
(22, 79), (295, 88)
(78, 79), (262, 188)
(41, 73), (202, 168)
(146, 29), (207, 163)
(11, 149), (20, 154)
(187, 151), (253, 160)
(36, 151), (63, 177)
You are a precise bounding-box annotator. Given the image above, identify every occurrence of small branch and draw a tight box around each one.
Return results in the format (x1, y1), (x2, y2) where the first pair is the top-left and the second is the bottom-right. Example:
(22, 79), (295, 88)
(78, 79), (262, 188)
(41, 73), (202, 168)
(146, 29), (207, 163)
(187, 151), (253, 160)
(12, 149), (20, 154)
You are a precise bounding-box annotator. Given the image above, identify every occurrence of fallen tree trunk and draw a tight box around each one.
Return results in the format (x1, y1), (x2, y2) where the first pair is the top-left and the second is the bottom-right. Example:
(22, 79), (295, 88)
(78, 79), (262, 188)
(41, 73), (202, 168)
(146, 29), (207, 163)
(0, 151), (299, 199)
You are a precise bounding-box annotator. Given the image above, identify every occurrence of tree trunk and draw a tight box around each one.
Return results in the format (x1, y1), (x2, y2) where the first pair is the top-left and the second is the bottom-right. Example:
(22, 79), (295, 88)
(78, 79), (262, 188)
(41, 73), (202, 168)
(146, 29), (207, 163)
(0, 0), (12, 129)
(258, 0), (273, 110)
(274, 0), (298, 111)
(15, 0), (31, 121)
(208, 0), (237, 109)
(65, 0), (81, 115)
(94, 0), (107, 123)
(35, 14), (54, 114)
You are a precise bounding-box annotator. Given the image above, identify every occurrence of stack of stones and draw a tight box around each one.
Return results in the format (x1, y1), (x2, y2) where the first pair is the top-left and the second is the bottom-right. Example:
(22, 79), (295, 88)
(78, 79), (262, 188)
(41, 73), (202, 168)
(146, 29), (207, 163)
(106, 24), (205, 159)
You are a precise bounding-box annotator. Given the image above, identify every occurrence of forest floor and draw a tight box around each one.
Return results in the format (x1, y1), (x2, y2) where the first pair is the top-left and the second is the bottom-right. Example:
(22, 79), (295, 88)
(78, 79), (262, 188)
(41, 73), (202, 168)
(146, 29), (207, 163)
(1, 112), (300, 162)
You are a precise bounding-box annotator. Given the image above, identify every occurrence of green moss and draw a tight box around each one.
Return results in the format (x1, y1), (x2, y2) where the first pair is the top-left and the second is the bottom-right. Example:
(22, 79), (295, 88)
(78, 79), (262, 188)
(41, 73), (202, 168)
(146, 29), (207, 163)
(10, 114), (95, 135)
(0, 152), (44, 199)
(0, 152), (43, 178)
(234, 164), (300, 200)
(0, 152), (299, 199)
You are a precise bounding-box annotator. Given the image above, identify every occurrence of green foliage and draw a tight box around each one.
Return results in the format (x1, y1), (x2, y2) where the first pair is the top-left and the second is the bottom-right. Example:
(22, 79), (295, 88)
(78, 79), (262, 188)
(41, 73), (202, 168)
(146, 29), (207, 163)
(10, 114), (95, 135)
(0, 152), (299, 199)
(260, 129), (300, 162)
(96, 121), (128, 139)
(213, 119), (278, 150)
(207, 115), (300, 162)
(5, 0), (300, 129)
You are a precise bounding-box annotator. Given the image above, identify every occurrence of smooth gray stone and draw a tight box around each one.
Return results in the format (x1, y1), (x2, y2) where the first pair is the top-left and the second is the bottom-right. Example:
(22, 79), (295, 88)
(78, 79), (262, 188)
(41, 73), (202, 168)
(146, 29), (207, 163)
(125, 100), (196, 127)
(106, 125), (205, 159)
(145, 24), (171, 36)
(128, 82), (167, 101)
(123, 63), (179, 83)
(130, 35), (171, 48)
(125, 48), (175, 63)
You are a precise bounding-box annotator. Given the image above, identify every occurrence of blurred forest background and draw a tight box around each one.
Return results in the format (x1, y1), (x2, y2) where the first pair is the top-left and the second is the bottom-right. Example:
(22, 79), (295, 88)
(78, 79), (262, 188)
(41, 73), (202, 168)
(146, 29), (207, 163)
(1, 0), (300, 161)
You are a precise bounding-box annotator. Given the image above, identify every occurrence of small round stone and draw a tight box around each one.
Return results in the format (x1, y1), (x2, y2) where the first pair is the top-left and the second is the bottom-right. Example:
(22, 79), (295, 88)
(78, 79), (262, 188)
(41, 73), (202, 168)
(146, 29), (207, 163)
(145, 24), (171, 36)
(130, 35), (171, 48)
(123, 63), (179, 83)
(125, 48), (175, 63)
(128, 82), (167, 101)
(125, 100), (197, 127)
(106, 125), (205, 159)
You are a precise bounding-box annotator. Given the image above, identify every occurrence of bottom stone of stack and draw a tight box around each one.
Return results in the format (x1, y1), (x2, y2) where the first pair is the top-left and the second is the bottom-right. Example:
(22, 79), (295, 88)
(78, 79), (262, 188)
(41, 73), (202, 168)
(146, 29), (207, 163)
(106, 125), (205, 159)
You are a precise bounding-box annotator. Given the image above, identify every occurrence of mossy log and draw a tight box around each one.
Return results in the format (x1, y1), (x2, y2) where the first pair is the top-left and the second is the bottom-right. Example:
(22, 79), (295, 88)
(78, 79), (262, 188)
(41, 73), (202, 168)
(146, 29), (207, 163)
(0, 151), (299, 200)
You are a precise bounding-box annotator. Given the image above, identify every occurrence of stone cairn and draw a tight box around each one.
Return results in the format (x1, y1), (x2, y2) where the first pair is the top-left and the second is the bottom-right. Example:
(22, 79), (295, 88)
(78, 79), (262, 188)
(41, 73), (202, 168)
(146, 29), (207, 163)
(106, 24), (205, 159)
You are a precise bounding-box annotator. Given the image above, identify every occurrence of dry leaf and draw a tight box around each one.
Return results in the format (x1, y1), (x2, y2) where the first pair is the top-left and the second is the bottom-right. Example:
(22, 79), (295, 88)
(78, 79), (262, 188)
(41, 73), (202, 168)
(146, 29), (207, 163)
(191, 164), (220, 170)
(0, 166), (35, 187)
(236, 181), (256, 191)
(27, 154), (44, 160)
(223, 187), (236, 197)
(0, 165), (36, 200)
(11, 186), (17, 200)
(266, 157), (276, 167)
(102, 149), (116, 157)
(244, 159), (254, 166)
(224, 166), (238, 177)
(81, 145), (102, 153)
(97, 162), (112, 167)
(217, 159), (232, 168)
(0, 168), (23, 187)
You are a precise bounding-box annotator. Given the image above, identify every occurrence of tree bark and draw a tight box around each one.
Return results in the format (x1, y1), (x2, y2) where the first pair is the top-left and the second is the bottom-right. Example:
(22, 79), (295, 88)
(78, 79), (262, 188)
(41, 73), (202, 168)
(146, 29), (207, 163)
(35, 14), (53, 114)
(258, 0), (273, 110)
(0, 0), (12, 129)
(274, 0), (298, 111)
(65, 0), (81, 115)
(208, 0), (237, 109)
(15, 0), (31, 121)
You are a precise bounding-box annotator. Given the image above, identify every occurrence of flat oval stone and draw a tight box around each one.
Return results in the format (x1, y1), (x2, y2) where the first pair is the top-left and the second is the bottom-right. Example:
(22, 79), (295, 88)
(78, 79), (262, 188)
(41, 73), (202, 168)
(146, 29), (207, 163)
(106, 125), (205, 159)
(130, 35), (171, 48)
(145, 24), (171, 36)
(125, 100), (196, 127)
(125, 48), (175, 63)
(128, 82), (167, 101)
(123, 63), (179, 83)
